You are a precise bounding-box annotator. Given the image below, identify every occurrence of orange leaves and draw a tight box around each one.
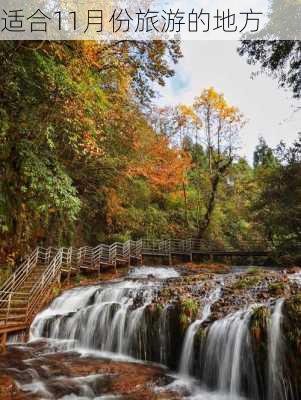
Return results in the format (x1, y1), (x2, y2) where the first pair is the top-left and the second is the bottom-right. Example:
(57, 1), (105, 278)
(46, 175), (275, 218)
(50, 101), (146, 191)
(80, 132), (104, 157)
(105, 188), (124, 227)
(129, 135), (191, 192)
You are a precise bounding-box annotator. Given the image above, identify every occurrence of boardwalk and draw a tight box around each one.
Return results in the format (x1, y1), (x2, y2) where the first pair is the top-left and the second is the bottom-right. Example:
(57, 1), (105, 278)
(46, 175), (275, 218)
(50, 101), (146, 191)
(0, 238), (271, 346)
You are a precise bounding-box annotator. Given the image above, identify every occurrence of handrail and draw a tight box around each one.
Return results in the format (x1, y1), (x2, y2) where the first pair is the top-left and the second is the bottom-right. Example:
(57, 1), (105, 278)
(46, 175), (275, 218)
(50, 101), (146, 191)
(0, 249), (38, 293)
(0, 248), (39, 312)
(26, 249), (63, 322)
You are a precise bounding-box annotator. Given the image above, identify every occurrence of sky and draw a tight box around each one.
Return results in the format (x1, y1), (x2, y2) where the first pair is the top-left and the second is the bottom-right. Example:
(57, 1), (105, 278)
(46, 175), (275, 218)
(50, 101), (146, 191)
(157, 41), (301, 164)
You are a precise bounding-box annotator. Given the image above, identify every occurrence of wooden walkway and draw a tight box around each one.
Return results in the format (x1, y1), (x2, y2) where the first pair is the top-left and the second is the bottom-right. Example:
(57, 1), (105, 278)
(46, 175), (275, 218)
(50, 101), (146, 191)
(0, 238), (271, 345)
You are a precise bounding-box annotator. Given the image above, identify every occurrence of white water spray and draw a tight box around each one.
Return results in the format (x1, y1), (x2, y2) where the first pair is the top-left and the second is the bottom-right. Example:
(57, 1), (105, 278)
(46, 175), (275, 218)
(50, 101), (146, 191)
(267, 299), (290, 400)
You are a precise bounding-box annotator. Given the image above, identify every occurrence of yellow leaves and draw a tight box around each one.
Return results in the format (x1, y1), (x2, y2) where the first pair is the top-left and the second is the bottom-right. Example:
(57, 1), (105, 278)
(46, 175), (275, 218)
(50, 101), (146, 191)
(194, 87), (226, 114)
(193, 87), (245, 127)
(176, 104), (202, 129)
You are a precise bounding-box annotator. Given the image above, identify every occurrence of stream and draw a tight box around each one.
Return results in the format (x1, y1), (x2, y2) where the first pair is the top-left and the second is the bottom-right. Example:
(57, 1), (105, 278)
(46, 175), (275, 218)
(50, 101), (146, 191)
(1, 265), (300, 400)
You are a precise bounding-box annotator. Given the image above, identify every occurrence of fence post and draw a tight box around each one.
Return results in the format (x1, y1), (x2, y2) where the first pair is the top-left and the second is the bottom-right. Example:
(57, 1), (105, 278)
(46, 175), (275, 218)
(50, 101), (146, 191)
(6, 293), (12, 325)
(26, 258), (29, 275)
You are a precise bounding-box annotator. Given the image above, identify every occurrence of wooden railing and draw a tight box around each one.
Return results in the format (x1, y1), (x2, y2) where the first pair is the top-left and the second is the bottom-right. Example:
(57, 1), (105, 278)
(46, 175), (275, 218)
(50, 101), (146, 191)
(26, 249), (64, 322)
(0, 238), (274, 330)
(0, 247), (56, 326)
(140, 238), (271, 255)
(0, 248), (38, 301)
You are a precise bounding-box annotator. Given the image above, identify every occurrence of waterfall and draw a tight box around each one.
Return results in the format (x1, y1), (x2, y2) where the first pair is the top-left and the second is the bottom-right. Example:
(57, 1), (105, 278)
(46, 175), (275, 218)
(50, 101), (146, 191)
(267, 299), (291, 400)
(202, 307), (260, 400)
(179, 319), (203, 376)
(179, 286), (222, 376)
(159, 304), (172, 365)
(30, 279), (155, 359)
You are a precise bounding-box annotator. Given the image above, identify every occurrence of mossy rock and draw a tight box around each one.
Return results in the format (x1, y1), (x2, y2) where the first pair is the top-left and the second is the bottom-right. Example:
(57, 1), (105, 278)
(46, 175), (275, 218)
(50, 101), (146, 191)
(179, 313), (190, 332)
(195, 325), (208, 341)
(52, 286), (61, 297)
(283, 295), (301, 350)
(249, 306), (270, 344)
(268, 282), (285, 295)
(180, 298), (199, 318)
(246, 266), (261, 275)
(178, 298), (199, 332)
(232, 275), (261, 290)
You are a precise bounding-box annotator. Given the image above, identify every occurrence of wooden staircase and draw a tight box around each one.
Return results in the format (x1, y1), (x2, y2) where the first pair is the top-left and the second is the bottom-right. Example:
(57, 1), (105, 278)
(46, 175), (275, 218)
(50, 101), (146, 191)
(0, 265), (45, 325)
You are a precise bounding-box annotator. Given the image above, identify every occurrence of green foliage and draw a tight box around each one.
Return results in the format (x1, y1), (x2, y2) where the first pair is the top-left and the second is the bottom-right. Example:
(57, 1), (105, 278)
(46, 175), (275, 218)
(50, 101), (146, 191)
(283, 295), (301, 354)
(0, 265), (13, 287)
(247, 267), (261, 275)
(239, 38), (301, 99)
(268, 282), (285, 295)
(250, 306), (270, 344)
(251, 306), (270, 328)
(253, 137), (278, 169)
(253, 135), (301, 254)
(179, 298), (199, 332)
(52, 286), (61, 298)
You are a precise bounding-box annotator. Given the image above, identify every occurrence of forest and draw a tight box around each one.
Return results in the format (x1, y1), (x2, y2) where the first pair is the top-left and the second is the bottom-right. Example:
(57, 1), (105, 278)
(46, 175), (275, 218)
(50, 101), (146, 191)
(0, 39), (300, 279)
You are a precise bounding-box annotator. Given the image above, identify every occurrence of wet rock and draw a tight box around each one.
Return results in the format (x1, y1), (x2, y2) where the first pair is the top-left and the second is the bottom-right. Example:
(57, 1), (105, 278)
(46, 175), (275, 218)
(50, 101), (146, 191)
(287, 266), (301, 274)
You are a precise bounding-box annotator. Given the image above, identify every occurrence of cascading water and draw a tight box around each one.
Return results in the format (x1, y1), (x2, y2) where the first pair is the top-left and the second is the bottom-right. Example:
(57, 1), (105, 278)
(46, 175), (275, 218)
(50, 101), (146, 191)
(267, 298), (294, 400)
(268, 299), (284, 400)
(31, 280), (154, 359)
(30, 267), (180, 362)
(179, 286), (222, 376)
(201, 307), (260, 400)
(159, 304), (172, 365)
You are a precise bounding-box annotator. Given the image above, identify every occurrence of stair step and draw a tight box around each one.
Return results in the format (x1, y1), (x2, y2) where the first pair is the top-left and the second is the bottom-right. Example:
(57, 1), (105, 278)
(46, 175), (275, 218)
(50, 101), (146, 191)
(0, 307), (27, 312)
(9, 293), (30, 298)
(6, 299), (27, 304)
(0, 315), (26, 321)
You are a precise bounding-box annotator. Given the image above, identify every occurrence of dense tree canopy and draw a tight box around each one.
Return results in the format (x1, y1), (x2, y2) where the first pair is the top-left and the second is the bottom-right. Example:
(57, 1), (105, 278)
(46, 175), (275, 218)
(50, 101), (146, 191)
(0, 40), (300, 270)
(253, 135), (301, 250)
(0, 40), (186, 263)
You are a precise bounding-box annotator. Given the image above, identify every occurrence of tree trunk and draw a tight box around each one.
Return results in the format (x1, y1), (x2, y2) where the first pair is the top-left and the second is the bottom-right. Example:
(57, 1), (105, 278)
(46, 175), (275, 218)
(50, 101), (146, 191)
(198, 158), (233, 238)
(182, 181), (189, 227)
(198, 174), (220, 238)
